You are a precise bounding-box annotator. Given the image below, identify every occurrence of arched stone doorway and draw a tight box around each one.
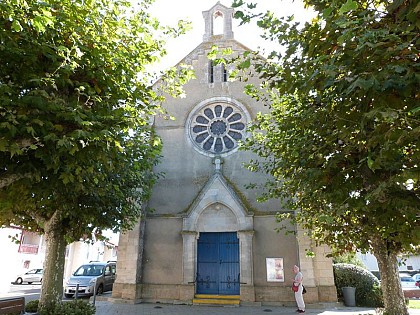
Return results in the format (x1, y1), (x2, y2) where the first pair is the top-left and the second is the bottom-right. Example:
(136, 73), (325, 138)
(181, 173), (255, 300)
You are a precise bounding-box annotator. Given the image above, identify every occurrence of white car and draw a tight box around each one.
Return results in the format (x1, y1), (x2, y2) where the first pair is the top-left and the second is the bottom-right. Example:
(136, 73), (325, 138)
(400, 274), (418, 289)
(15, 268), (43, 284)
(412, 273), (420, 283)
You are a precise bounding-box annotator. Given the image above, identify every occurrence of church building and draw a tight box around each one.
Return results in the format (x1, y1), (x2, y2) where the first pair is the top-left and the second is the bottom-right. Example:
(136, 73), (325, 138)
(112, 2), (337, 306)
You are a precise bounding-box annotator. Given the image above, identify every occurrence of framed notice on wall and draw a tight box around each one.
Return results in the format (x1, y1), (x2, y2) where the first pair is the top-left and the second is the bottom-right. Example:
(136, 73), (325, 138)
(266, 258), (284, 282)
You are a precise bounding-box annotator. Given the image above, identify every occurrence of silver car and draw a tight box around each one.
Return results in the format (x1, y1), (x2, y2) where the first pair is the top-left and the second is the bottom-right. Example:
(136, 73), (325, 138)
(64, 261), (116, 298)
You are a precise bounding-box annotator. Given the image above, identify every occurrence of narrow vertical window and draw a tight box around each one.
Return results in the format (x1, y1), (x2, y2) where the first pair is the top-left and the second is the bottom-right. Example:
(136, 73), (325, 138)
(222, 64), (227, 82)
(209, 61), (214, 83)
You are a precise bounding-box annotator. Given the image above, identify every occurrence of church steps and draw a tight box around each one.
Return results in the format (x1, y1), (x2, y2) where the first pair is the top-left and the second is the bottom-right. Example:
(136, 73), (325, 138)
(193, 294), (240, 306)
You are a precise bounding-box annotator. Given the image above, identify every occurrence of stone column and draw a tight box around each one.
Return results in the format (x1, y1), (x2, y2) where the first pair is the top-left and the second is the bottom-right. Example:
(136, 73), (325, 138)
(223, 9), (234, 39)
(313, 244), (337, 302)
(238, 230), (255, 301)
(180, 231), (198, 301)
(202, 10), (213, 41)
(296, 225), (337, 303)
(111, 218), (144, 302)
(182, 231), (198, 284)
(296, 226), (316, 287)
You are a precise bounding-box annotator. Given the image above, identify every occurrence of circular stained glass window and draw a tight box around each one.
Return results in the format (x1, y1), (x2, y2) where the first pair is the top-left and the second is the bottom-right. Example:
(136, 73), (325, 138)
(187, 100), (249, 156)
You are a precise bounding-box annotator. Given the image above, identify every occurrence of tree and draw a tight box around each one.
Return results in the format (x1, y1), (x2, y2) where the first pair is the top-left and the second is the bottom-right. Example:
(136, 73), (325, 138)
(233, 0), (419, 314)
(0, 0), (192, 312)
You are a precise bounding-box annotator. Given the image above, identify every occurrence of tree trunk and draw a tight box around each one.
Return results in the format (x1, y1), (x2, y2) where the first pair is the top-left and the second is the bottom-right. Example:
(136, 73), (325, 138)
(39, 210), (67, 312)
(371, 236), (408, 315)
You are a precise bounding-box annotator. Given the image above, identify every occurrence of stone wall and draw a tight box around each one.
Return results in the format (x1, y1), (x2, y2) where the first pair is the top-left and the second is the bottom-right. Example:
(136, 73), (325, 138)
(111, 2), (338, 305)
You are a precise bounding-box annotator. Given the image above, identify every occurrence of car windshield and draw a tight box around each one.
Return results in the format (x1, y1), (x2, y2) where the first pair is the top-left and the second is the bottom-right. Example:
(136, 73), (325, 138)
(26, 269), (38, 274)
(74, 265), (104, 276)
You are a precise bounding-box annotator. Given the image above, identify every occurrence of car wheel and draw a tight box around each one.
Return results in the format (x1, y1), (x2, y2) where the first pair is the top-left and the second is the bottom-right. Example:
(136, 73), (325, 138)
(96, 284), (104, 295)
(64, 294), (73, 298)
(15, 277), (23, 284)
(28, 282), (33, 284)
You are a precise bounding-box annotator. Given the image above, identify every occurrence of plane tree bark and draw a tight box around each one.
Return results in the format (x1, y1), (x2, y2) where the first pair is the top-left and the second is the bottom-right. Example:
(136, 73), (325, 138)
(371, 236), (406, 315)
(40, 210), (67, 312)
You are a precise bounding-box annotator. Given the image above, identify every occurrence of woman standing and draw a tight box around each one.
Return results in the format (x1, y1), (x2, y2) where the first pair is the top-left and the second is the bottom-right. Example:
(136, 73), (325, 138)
(293, 265), (305, 313)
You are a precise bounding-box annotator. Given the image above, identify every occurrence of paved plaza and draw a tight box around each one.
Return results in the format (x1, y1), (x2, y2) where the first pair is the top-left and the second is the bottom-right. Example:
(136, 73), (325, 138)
(92, 298), (420, 315)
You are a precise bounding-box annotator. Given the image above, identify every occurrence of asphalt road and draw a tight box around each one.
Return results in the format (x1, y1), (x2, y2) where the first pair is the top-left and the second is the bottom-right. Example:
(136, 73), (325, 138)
(1, 283), (41, 304)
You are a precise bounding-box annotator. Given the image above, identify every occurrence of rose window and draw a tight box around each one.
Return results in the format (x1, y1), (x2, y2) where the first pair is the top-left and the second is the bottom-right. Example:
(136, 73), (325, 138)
(189, 103), (247, 155)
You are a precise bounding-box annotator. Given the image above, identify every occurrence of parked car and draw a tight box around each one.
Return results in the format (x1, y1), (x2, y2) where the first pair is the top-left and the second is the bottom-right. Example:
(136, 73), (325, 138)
(412, 273), (420, 288)
(400, 274), (419, 289)
(15, 268), (43, 284)
(64, 261), (116, 298)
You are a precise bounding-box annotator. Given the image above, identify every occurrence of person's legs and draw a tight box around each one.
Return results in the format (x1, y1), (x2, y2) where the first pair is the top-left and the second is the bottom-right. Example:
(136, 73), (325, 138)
(295, 285), (305, 312)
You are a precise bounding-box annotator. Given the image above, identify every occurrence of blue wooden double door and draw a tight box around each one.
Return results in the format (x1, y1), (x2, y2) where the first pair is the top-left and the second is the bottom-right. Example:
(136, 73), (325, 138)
(196, 232), (240, 295)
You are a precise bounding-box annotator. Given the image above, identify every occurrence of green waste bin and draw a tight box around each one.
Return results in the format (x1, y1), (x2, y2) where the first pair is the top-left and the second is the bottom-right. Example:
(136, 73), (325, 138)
(342, 286), (356, 306)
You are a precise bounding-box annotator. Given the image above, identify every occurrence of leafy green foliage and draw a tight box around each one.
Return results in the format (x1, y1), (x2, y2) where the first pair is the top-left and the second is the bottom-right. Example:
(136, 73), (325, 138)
(25, 299), (39, 313)
(243, 0), (419, 254)
(0, 0), (192, 241)
(39, 299), (95, 315)
(0, 0), (192, 309)
(333, 263), (383, 307)
(235, 0), (418, 314)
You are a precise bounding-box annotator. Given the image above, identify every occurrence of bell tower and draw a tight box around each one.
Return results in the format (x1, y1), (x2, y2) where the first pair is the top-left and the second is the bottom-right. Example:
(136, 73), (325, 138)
(202, 2), (234, 41)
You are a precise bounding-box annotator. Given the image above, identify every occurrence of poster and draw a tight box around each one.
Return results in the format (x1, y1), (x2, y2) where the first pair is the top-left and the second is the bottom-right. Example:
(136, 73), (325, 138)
(266, 258), (284, 282)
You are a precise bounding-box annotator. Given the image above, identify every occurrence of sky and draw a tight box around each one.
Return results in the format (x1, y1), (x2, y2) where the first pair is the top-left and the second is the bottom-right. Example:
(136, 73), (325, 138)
(148, 0), (315, 71)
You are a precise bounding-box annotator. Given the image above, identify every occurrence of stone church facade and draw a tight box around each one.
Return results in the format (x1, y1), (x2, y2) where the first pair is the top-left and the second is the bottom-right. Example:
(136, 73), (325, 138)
(112, 2), (337, 305)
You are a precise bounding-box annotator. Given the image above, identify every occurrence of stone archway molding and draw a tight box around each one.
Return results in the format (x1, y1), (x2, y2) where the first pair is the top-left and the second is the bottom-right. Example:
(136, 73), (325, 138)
(181, 173), (254, 298)
(183, 173), (253, 232)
